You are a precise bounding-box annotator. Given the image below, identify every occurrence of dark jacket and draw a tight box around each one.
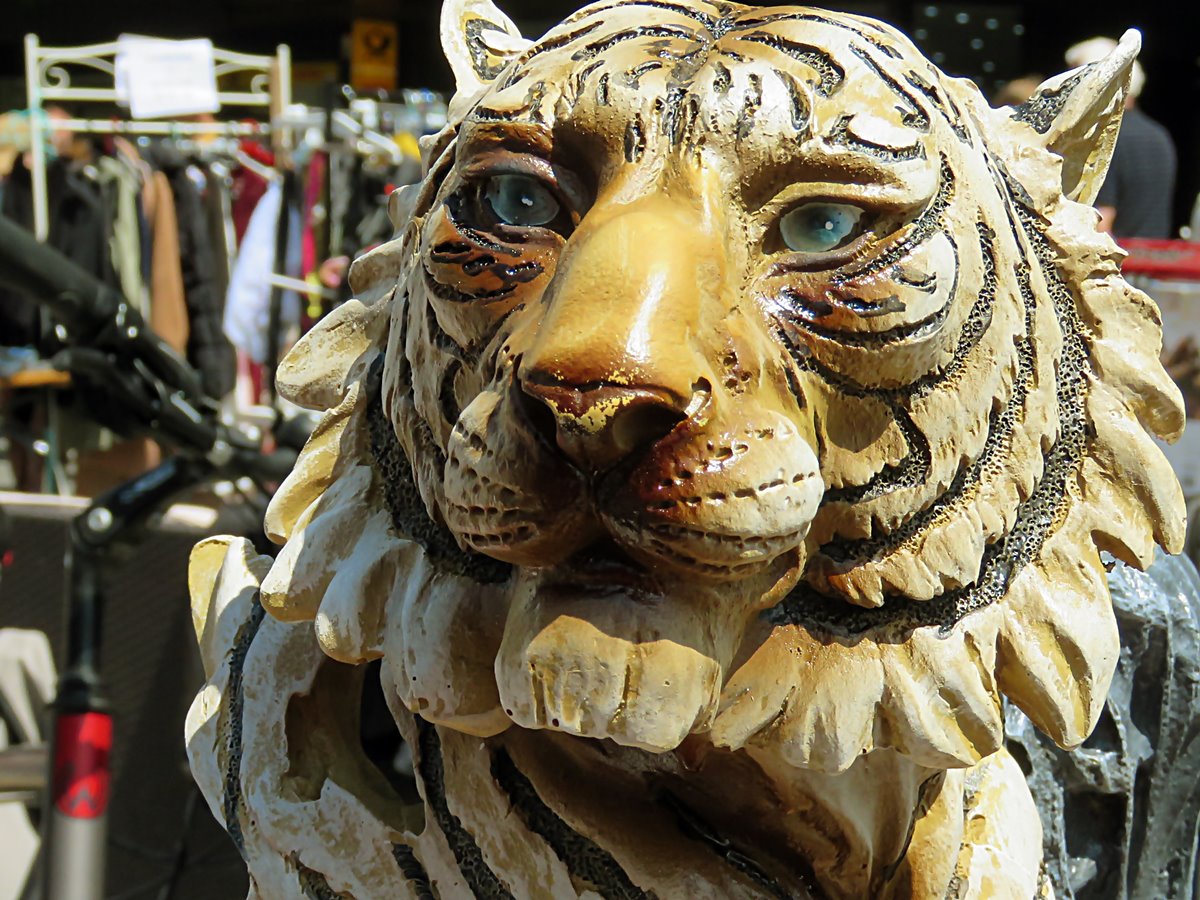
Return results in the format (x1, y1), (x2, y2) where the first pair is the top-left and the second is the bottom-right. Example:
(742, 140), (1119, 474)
(1097, 106), (1178, 240)
(146, 145), (236, 399)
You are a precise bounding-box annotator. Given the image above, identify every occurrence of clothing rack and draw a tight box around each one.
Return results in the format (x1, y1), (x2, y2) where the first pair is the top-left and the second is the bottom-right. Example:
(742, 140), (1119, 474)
(275, 103), (404, 165)
(171, 135), (282, 184)
(351, 90), (448, 139)
(23, 35), (291, 241)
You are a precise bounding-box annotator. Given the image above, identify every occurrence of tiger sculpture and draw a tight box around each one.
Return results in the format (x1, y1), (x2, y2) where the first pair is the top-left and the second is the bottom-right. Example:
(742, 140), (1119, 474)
(185, 1), (1187, 897)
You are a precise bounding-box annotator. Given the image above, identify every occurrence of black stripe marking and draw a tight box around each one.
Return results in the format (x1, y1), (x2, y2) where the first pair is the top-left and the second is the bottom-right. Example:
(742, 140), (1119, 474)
(392, 844), (437, 899)
(774, 69), (812, 133)
(504, 20), (605, 86)
(444, 198), (525, 260)
(564, 0), (721, 31)
(905, 71), (971, 143)
(903, 225), (993, 403)
(625, 59), (665, 87)
(1012, 69), (1088, 135)
(821, 402), (930, 505)
(415, 720), (514, 898)
(423, 266), (517, 305)
(777, 285), (951, 347)
(222, 600), (266, 857)
(662, 85), (690, 145)
(679, 93), (704, 154)
(735, 74), (762, 142)
(872, 39), (903, 59)
(597, 72), (612, 106)
(733, 10), (890, 44)
(469, 106), (525, 123)
(464, 18), (516, 83)
(572, 24), (702, 62)
(661, 793), (818, 899)
(779, 216), (984, 407)
(826, 114), (925, 162)
(712, 62), (732, 94)
(431, 241), (472, 257)
(430, 247), (544, 287)
(572, 59), (606, 104)
(625, 113), (647, 162)
(894, 266), (938, 292)
(732, 32), (844, 96)
(768, 228), (960, 508)
(847, 44), (930, 131)
(298, 860), (351, 899)
(491, 749), (652, 899)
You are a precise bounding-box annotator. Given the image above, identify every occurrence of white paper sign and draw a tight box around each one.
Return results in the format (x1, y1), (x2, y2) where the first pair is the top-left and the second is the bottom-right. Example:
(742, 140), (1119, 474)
(115, 36), (219, 119)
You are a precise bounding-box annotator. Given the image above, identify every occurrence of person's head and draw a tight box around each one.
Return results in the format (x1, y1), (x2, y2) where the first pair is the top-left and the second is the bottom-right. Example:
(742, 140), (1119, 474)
(993, 74), (1044, 107)
(1066, 37), (1145, 106)
(44, 104), (75, 158)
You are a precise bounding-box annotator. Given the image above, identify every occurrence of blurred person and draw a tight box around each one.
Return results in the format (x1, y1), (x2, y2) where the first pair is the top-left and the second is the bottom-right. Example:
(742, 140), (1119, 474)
(0, 105), (75, 183)
(1066, 36), (1176, 239)
(42, 105), (78, 162)
(993, 74), (1044, 107)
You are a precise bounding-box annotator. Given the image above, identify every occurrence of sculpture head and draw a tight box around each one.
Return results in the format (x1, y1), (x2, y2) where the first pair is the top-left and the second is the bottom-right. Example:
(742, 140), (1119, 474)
(260, 0), (1184, 775)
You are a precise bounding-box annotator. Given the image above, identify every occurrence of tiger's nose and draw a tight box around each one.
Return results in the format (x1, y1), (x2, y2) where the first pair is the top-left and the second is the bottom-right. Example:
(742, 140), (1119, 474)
(519, 378), (704, 474)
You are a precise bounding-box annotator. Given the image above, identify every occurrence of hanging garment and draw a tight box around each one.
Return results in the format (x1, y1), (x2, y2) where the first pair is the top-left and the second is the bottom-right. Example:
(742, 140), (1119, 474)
(94, 155), (145, 314)
(199, 161), (235, 303)
(230, 141), (272, 244)
(301, 151), (327, 280)
(142, 169), (189, 356)
(0, 157), (112, 349)
(224, 180), (301, 365)
(147, 144), (236, 400)
(330, 152), (358, 266)
(0, 170), (41, 348)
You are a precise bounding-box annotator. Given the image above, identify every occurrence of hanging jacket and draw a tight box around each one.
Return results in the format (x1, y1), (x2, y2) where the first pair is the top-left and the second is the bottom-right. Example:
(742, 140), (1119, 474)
(94, 155), (145, 316)
(0, 156), (112, 349)
(146, 144), (236, 400)
(143, 169), (190, 356)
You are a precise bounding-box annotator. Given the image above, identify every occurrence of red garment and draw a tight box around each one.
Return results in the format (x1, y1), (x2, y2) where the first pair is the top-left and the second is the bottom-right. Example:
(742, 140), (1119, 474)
(298, 152), (329, 333)
(301, 152), (327, 278)
(230, 167), (268, 245)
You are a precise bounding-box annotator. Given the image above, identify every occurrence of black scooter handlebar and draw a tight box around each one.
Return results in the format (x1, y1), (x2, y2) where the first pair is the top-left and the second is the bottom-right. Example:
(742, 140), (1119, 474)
(0, 213), (207, 407)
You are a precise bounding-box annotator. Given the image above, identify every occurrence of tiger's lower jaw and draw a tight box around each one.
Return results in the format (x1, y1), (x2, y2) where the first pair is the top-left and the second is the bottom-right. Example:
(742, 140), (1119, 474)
(494, 558), (798, 752)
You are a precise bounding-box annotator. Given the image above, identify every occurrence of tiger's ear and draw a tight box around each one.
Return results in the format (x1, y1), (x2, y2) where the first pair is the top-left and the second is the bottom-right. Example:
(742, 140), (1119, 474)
(1010, 29), (1140, 205)
(441, 0), (530, 97)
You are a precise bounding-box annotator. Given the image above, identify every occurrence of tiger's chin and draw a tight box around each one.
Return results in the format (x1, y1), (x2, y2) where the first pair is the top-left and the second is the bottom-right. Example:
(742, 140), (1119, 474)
(493, 540), (803, 753)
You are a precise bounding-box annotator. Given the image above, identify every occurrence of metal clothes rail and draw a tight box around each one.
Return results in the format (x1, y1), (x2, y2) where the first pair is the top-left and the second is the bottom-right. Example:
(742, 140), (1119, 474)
(23, 35), (292, 240)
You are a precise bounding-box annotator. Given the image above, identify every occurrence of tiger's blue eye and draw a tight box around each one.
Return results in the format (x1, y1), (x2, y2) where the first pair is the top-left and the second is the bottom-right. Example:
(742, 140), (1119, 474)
(780, 203), (865, 253)
(485, 174), (561, 227)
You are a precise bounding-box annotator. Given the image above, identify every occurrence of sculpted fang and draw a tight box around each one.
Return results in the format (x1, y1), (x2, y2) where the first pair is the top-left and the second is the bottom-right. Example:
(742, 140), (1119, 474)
(185, 2), (1187, 897)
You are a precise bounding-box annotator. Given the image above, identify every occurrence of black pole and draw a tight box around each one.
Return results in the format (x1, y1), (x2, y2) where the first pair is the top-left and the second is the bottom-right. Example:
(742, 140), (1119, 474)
(41, 540), (109, 900)
(264, 168), (295, 405)
(43, 455), (215, 900)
